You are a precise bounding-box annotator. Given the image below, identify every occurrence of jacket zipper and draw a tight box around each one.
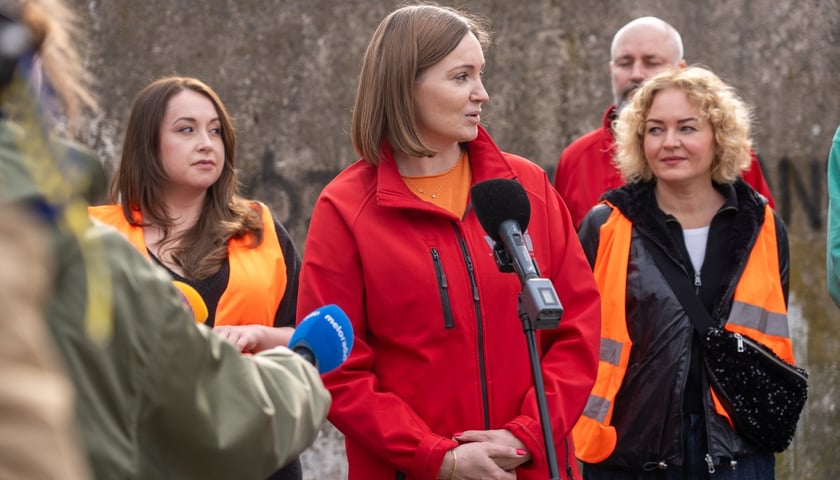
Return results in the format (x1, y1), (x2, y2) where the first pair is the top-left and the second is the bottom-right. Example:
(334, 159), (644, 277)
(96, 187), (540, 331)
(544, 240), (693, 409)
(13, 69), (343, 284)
(431, 248), (454, 329)
(564, 437), (576, 479)
(693, 265), (718, 474)
(701, 359), (719, 474)
(452, 224), (489, 428)
(705, 453), (716, 474)
(643, 232), (712, 470)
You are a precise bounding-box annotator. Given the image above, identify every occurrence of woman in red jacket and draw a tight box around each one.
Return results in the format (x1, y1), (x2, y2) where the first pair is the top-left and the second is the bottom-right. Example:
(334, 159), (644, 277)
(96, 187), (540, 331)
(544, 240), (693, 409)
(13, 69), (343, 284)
(297, 5), (601, 480)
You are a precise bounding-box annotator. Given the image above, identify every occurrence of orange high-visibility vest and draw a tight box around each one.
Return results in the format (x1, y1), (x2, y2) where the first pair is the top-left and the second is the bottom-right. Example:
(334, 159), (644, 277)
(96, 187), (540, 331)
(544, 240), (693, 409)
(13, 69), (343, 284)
(572, 202), (795, 463)
(88, 203), (287, 327)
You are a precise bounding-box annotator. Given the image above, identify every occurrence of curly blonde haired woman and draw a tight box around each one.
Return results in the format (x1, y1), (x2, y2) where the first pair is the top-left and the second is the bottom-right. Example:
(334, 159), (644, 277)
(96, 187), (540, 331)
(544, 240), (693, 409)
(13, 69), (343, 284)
(574, 66), (796, 479)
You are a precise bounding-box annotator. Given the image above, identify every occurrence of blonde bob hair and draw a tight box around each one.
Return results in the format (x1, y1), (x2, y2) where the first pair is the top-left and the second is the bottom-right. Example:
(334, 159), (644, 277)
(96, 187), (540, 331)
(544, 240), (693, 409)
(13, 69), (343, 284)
(351, 4), (490, 165)
(614, 65), (754, 184)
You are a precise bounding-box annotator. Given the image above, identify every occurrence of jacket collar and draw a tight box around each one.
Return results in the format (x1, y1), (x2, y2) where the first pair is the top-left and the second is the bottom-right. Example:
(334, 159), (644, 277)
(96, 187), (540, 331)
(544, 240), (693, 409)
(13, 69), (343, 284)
(603, 179), (767, 260)
(373, 125), (518, 211)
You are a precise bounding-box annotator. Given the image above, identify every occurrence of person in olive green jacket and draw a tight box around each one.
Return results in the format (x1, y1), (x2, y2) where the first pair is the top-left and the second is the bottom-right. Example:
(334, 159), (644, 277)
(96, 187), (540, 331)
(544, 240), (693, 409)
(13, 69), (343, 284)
(0, 1), (331, 479)
(0, 121), (332, 479)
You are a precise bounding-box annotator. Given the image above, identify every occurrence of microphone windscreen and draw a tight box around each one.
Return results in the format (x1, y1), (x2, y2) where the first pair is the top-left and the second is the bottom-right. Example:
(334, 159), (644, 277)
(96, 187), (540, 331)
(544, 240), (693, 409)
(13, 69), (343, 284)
(470, 179), (531, 240)
(173, 280), (208, 324)
(290, 304), (354, 374)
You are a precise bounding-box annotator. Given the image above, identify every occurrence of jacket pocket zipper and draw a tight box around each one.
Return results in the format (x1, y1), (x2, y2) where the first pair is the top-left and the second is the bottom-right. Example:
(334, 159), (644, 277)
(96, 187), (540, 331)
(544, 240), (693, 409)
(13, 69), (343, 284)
(431, 248), (454, 328)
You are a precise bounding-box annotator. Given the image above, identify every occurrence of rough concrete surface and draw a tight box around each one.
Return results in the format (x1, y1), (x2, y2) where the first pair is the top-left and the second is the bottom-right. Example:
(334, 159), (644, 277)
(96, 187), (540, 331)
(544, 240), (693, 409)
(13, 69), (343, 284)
(67, 1), (840, 479)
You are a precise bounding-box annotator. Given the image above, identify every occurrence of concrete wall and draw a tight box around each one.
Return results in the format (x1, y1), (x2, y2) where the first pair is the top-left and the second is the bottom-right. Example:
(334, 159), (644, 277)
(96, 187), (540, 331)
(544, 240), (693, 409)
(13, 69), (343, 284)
(70, 1), (840, 478)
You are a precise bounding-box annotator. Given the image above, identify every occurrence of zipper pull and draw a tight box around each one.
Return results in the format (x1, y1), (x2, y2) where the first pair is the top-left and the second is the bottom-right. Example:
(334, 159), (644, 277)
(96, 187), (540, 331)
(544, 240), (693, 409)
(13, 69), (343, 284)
(705, 454), (716, 474)
(735, 333), (744, 353)
(694, 271), (702, 287)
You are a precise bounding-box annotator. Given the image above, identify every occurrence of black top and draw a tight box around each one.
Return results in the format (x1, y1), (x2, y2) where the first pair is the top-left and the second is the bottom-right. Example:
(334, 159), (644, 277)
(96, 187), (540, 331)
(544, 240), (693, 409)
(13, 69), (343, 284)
(150, 218), (301, 328)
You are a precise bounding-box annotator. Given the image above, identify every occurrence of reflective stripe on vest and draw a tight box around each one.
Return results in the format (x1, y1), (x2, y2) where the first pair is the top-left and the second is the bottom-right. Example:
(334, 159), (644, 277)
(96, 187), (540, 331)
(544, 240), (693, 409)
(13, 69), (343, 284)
(572, 203), (630, 463)
(571, 203), (794, 462)
(724, 208), (795, 364)
(712, 207), (795, 427)
(88, 203), (286, 327)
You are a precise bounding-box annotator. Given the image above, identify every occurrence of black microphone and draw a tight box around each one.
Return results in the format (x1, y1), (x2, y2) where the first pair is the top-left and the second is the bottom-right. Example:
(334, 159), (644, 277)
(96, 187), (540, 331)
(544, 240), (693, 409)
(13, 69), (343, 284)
(471, 178), (536, 280)
(471, 179), (563, 329)
(290, 304), (354, 374)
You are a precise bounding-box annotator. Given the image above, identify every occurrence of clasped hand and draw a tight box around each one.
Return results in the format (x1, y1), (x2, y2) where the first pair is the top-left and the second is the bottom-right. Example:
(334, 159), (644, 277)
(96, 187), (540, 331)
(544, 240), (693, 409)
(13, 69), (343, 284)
(439, 429), (531, 480)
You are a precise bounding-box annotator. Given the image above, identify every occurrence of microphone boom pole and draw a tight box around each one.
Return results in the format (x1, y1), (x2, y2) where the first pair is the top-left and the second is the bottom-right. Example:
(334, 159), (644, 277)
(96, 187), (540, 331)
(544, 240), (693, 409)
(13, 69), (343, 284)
(471, 179), (563, 480)
(518, 292), (561, 480)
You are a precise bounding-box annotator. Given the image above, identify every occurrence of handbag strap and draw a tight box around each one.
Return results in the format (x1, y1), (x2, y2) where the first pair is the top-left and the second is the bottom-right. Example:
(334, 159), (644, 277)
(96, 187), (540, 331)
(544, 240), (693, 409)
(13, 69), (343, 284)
(642, 235), (715, 336)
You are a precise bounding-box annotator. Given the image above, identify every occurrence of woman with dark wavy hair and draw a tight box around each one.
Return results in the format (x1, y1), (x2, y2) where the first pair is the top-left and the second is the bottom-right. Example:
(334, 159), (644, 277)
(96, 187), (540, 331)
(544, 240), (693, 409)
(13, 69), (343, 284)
(89, 76), (305, 480)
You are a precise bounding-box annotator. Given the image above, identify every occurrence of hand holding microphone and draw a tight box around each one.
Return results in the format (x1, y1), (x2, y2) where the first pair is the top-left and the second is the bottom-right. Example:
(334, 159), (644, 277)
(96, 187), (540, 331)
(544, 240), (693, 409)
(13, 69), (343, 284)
(290, 304), (354, 374)
(170, 279), (353, 373)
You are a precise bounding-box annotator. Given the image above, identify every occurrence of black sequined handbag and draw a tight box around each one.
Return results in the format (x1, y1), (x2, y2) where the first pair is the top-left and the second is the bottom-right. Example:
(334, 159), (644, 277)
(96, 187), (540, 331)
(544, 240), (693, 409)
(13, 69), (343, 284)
(703, 327), (808, 452)
(644, 237), (808, 452)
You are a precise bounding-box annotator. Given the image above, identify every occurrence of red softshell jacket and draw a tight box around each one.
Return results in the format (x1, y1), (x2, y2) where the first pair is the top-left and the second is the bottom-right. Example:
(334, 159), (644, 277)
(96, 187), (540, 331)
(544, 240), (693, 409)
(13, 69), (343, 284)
(298, 126), (601, 480)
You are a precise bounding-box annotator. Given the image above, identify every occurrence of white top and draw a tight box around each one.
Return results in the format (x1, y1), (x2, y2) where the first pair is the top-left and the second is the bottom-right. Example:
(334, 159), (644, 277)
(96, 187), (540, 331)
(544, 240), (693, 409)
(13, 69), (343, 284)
(682, 225), (711, 273)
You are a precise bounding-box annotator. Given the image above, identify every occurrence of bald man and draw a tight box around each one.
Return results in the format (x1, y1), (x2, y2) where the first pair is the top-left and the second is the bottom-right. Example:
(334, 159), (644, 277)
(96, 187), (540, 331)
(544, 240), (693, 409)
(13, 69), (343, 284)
(554, 16), (774, 229)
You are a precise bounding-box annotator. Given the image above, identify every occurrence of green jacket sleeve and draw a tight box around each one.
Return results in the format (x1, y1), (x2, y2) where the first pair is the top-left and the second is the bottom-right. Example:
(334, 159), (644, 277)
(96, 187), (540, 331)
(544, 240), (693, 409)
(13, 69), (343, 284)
(1, 119), (330, 479)
(62, 222), (331, 480)
(827, 126), (840, 307)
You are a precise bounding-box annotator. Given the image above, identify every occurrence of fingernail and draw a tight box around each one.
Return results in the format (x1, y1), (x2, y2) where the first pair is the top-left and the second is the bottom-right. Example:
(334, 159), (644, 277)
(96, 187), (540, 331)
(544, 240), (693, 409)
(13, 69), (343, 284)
(453, 431), (463, 436)
(516, 448), (527, 456)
